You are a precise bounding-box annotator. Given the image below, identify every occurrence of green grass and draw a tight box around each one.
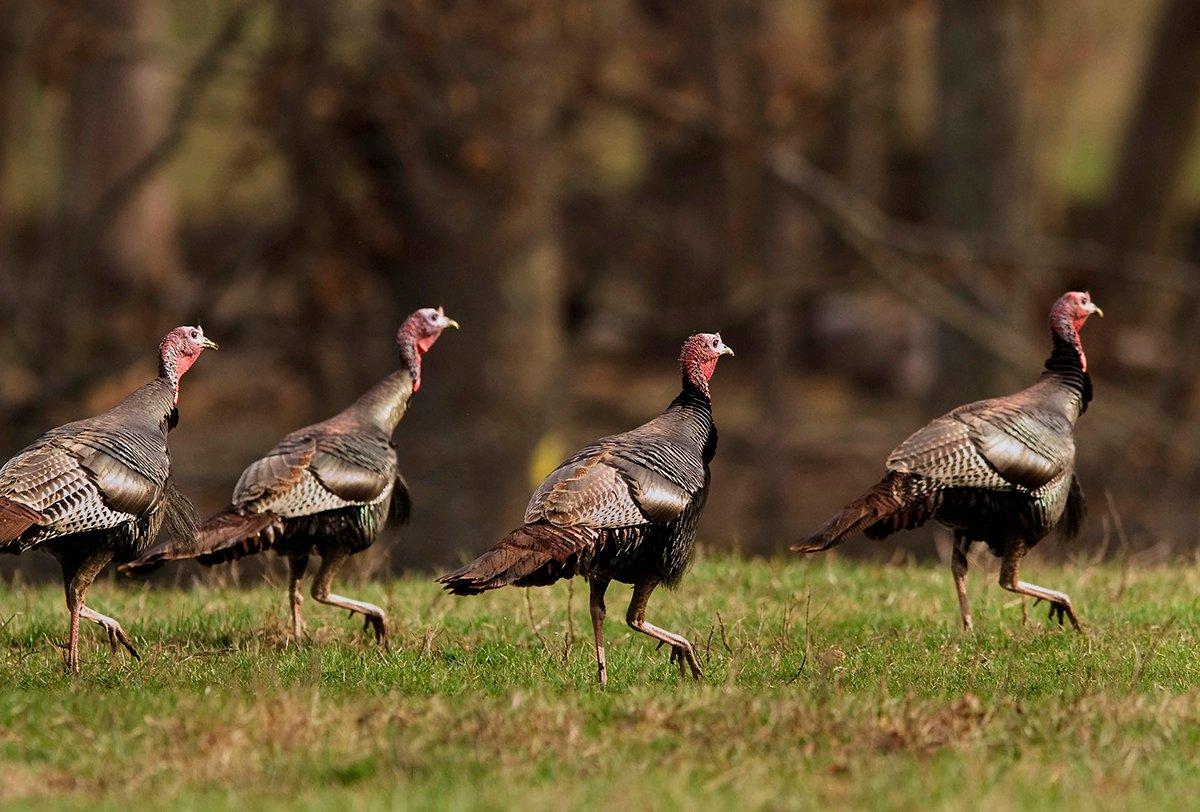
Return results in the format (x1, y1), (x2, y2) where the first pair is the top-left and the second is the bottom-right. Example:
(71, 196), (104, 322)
(2, 553), (1200, 810)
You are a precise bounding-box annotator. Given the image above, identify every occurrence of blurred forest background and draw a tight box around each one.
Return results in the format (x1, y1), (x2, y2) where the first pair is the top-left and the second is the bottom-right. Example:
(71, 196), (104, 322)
(2, 0), (1200, 578)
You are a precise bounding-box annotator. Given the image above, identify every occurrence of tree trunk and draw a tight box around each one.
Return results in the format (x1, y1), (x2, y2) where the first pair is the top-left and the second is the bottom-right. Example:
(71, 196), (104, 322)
(369, 0), (572, 563)
(0, 0), (21, 391)
(59, 0), (182, 352)
(1103, 0), (1200, 263)
(831, 2), (893, 207)
(627, 0), (731, 334)
(0, 2), (19, 236)
(928, 0), (1027, 412)
(710, 0), (811, 552)
(1100, 1), (1200, 477)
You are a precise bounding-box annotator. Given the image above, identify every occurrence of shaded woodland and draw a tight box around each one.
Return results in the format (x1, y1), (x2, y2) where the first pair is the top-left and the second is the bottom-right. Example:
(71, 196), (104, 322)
(2, 0), (1200, 575)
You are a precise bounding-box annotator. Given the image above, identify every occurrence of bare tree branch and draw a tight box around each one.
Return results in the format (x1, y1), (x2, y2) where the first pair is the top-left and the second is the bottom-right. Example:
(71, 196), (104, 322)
(764, 144), (1181, 448)
(599, 86), (1200, 294)
(598, 86), (1187, 449)
(57, 1), (257, 281)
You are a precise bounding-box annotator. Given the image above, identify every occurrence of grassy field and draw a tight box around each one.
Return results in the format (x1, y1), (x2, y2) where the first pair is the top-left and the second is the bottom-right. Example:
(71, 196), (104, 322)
(2, 553), (1200, 810)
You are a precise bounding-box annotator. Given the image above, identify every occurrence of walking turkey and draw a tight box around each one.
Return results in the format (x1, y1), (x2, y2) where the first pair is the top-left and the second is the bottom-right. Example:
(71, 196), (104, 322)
(0, 325), (216, 673)
(794, 291), (1102, 631)
(123, 307), (458, 646)
(439, 332), (733, 686)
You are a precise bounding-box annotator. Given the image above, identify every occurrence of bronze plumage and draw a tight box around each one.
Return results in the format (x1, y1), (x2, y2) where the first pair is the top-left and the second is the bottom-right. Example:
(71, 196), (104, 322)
(439, 332), (733, 686)
(124, 307), (455, 646)
(0, 326), (215, 673)
(795, 292), (1102, 631)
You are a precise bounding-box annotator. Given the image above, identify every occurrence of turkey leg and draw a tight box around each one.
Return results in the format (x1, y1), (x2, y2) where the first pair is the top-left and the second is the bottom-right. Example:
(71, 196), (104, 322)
(625, 577), (702, 679)
(60, 549), (134, 674)
(311, 550), (389, 646)
(999, 546), (1082, 631)
(288, 554), (309, 644)
(589, 579), (610, 687)
(951, 533), (973, 631)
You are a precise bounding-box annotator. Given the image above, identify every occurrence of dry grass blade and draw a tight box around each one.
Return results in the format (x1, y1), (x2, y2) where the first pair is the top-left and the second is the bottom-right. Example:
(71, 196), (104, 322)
(565, 579), (575, 647)
(524, 588), (550, 653)
(1106, 489), (1133, 600)
(1130, 616), (1178, 691)
(787, 589), (813, 684)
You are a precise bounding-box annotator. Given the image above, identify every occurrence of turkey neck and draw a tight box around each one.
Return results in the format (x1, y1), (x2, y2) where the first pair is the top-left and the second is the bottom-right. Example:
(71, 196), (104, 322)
(84, 378), (177, 436)
(351, 369), (416, 434)
(1038, 330), (1093, 417)
(661, 379), (716, 455)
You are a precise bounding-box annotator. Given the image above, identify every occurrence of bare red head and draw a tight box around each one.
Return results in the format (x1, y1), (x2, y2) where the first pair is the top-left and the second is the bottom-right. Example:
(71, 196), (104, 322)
(680, 332), (734, 396)
(159, 325), (218, 401)
(1050, 291), (1103, 371)
(397, 306), (460, 391)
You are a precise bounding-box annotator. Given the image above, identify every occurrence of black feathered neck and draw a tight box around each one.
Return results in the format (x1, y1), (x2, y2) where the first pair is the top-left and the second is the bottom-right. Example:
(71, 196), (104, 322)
(1041, 331), (1093, 413)
(670, 381), (717, 461)
(677, 377), (714, 408)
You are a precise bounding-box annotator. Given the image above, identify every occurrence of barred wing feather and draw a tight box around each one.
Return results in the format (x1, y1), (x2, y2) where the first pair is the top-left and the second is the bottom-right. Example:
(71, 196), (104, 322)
(232, 426), (396, 516)
(525, 436), (699, 529)
(887, 399), (1073, 493)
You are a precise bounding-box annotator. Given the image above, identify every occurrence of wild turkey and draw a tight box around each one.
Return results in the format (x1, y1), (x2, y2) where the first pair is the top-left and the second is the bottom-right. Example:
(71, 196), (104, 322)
(0, 326), (216, 673)
(794, 291), (1102, 631)
(439, 332), (733, 686)
(124, 307), (458, 646)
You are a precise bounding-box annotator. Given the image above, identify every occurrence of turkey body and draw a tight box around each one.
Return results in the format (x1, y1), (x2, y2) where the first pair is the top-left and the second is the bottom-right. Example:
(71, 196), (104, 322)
(128, 369), (416, 643)
(128, 306), (457, 644)
(0, 379), (189, 564)
(861, 368), (1088, 557)
(796, 312), (1096, 632)
(444, 386), (715, 594)
(440, 326), (732, 689)
(0, 323), (214, 674)
(189, 398), (411, 567)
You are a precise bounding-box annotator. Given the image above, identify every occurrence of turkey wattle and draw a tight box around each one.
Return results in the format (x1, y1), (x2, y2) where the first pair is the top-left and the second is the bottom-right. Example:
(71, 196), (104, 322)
(124, 307), (458, 646)
(439, 332), (733, 686)
(794, 292), (1102, 632)
(0, 325), (216, 673)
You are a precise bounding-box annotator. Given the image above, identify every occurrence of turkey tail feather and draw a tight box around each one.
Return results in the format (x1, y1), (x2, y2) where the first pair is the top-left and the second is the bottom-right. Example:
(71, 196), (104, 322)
(0, 498), (43, 552)
(438, 524), (596, 595)
(160, 479), (199, 545)
(792, 472), (939, 553)
(120, 509), (283, 575)
(388, 473), (412, 526)
(1058, 475), (1086, 541)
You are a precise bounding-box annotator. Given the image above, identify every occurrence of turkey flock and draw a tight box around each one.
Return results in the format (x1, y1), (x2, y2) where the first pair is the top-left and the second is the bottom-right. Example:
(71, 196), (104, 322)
(0, 293), (1104, 681)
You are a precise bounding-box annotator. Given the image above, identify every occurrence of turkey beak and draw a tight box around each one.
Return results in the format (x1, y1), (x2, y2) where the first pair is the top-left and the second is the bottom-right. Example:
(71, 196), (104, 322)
(1090, 303), (1103, 318)
(442, 317), (460, 329)
(200, 336), (219, 350)
(719, 342), (734, 357)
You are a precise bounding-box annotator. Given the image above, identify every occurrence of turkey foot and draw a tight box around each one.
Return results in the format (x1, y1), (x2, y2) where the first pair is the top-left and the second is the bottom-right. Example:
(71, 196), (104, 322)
(360, 612), (389, 645)
(318, 595), (389, 646)
(648, 628), (700, 676)
(1010, 584), (1080, 632)
(664, 639), (702, 678)
(627, 579), (702, 680)
(80, 606), (140, 660)
(63, 640), (80, 676)
(55, 634), (80, 676)
(1035, 596), (1080, 629)
(311, 552), (389, 647)
(1000, 551), (1082, 633)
